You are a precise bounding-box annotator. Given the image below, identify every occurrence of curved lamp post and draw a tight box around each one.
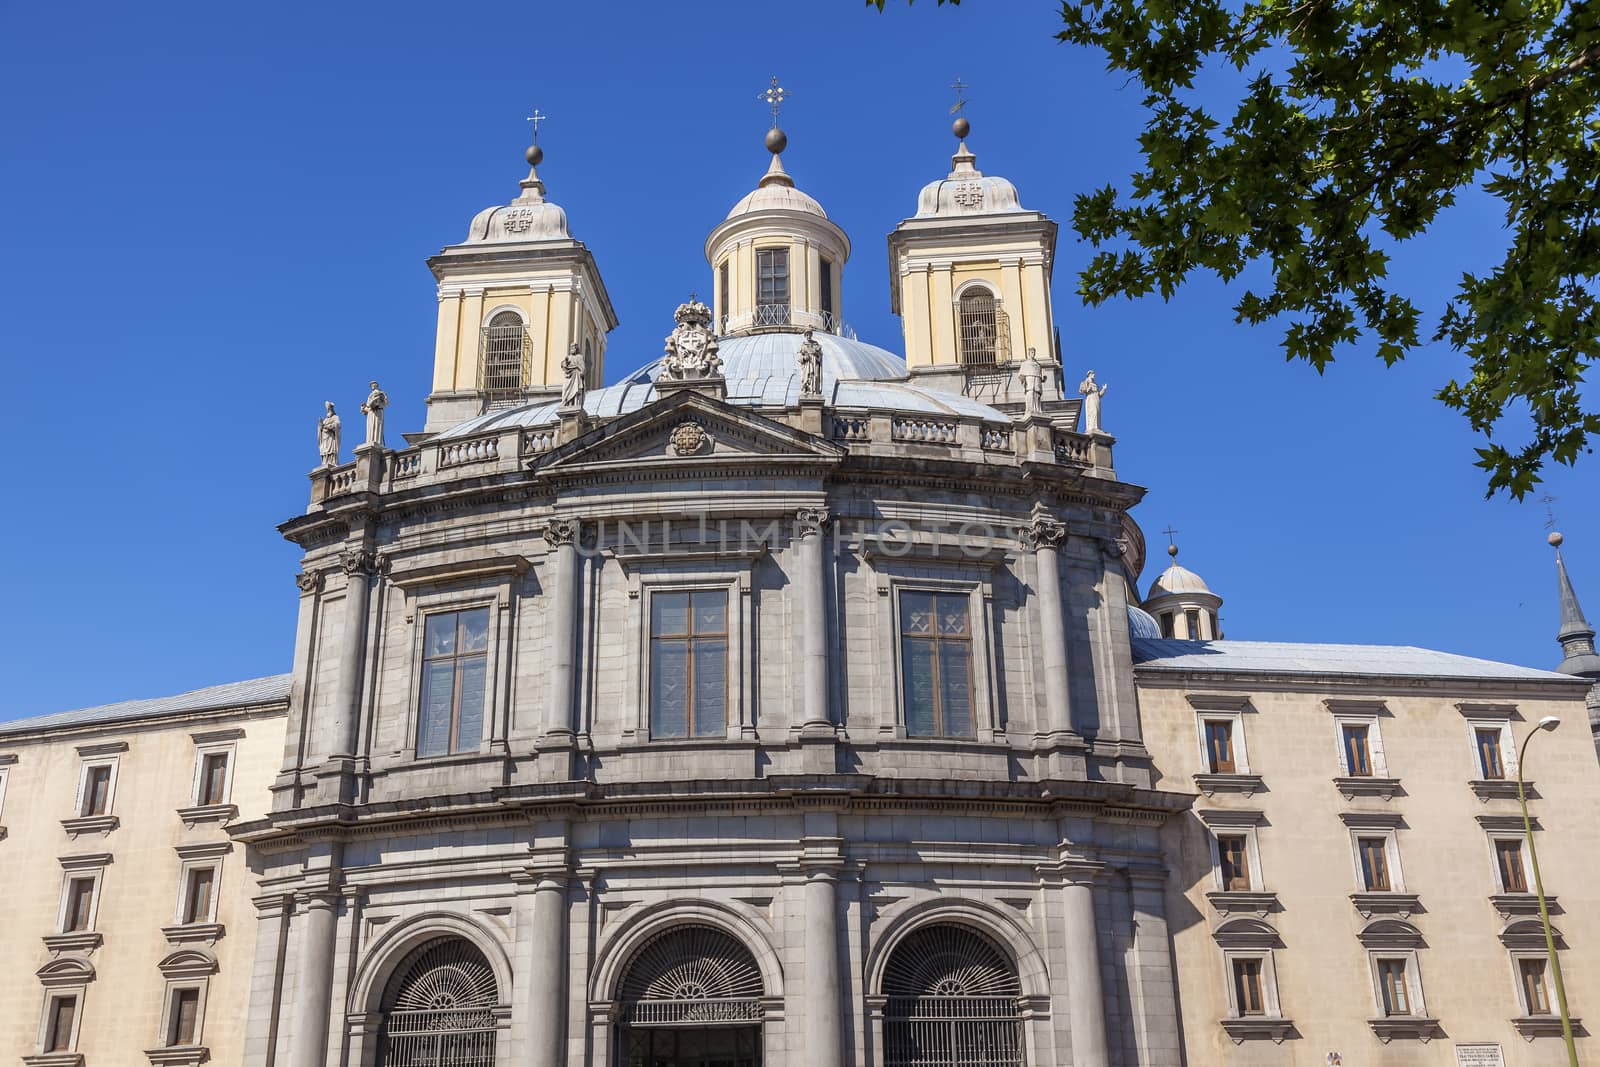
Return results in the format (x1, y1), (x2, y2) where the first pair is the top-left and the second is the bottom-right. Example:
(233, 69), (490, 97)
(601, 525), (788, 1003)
(1517, 715), (1577, 1066)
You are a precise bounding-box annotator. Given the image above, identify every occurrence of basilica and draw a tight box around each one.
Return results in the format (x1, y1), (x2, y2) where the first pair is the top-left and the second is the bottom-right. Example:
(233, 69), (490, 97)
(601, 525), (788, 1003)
(3, 105), (1600, 1067)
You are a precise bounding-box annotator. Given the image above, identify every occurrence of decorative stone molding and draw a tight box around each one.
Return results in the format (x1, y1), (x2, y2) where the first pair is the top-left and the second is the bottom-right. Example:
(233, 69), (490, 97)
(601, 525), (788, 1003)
(174, 841), (232, 861)
(1338, 811), (1405, 830)
(1511, 1015), (1583, 1040)
(795, 507), (831, 538)
(1220, 1017), (1295, 1044)
(1334, 776), (1402, 801)
(189, 728), (245, 744)
(1193, 773), (1265, 797)
(1186, 694), (1253, 712)
(1470, 778), (1531, 801)
(293, 570), (323, 594)
(60, 814), (119, 839)
(1456, 702), (1518, 720)
(59, 852), (113, 871)
(162, 922), (227, 947)
(1211, 917), (1281, 950)
(1478, 813), (1539, 832)
(37, 957), (95, 986)
(1325, 698), (1389, 715)
(670, 421), (710, 456)
(157, 947), (219, 977)
(176, 803), (238, 829)
(143, 1047), (210, 1066)
(339, 549), (387, 577)
(1499, 918), (1565, 950)
(389, 555), (530, 591)
(1351, 893), (1423, 919)
(1206, 891), (1278, 917)
(74, 741), (127, 757)
(544, 517), (579, 547)
(1491, 894), (1559, 920)
(0, 752), (17, 766)
(1368, 1016), (1443, 1043)
(1016, 517), (1066, 551)
(22, 1053), (84, 1067)
(42, 931), (103, 955)
(1196, 808), (1266, 828)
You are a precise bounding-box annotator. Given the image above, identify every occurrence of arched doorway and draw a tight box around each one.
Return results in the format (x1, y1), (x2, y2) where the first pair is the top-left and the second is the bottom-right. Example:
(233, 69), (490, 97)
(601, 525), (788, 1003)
(881, 923), (1024, 1067)
(377, 937), (501, 1067)
(616, 924), (763, 1067)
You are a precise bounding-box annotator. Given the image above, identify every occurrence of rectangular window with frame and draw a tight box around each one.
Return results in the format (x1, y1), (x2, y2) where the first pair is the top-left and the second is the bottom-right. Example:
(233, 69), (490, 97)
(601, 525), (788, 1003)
(649, 590), (728, 739)
(1218, 834), (1252, 892)
(417, 607), (490, 758)
(1343, 723), (1374, 777)
(899, 590), (975, 739)
(1378, 958), (1411, 1016)
(46, 995), (77, 1052)
(196, 751), (230, 806)
(167, 988), (201, 1046)
(1520, 958), (1552, 1015)
(1495, 839), (1528, 893)
(1476, 727), (1507, 779)
(756, 247), (790, 320)
(820, 258), (834, 319)
(63, 877), (96, 933)
(1185, 608), (1202, 639)
(181, 866), (216, 925)
(1204, 720), (1236, 773)
(1232, 958), (1266, 1016)
(718, 261), (730, 325)
(0, 767), (9, 822)
(1359, 837), (1392, 891)
(1160, 612), (1175, 638)
(81, 764), (112, 816)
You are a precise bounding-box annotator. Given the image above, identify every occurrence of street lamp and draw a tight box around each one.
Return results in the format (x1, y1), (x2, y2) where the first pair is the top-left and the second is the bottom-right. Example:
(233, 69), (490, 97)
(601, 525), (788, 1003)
(1517, 714), (1577, 1067)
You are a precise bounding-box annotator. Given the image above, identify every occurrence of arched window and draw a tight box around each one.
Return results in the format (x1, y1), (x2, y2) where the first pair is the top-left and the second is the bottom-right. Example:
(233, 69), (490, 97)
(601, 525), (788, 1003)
(882, 924), (1024, 1067)
(480, 311), (527, 406)
(615, 924), (764, 1063)
(377, 937), (500, 1067)
(957, 289), (1000, 367)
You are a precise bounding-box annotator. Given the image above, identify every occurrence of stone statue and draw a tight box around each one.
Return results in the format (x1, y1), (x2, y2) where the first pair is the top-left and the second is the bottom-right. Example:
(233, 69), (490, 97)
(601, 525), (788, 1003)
(560, 342), (586, 409)
(661, 298), (722, 380)
(797, 330), (823, 398)
(317, 401), (341, 468)
(360, 380), (388, 449)
(1017, 348), (1044, 417)
(1079, 369), (1108, 435)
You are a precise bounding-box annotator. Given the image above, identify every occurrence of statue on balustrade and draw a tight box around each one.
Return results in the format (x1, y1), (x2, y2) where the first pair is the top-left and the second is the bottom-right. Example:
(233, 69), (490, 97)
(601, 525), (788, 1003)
(1079, 369), (1108, 435)
(797, 330), (823, 399)
(561, 343), (586, 410)
(361, 381), (388, 450)
(317, 401), (341, 468)
(1017, 348), (1044, 417)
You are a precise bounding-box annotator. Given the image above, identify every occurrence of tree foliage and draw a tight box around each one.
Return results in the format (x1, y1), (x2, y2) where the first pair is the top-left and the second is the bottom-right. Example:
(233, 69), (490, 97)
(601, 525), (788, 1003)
(873, 0), (1600, 496)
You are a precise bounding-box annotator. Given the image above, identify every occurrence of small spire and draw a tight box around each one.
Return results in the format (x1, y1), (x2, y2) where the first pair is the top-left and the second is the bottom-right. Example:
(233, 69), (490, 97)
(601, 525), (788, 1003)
(1164, 525), (1180, 561)
(757, 78), (793, 188)
(1549, 531), (1600, 678)
(519, 108), (548, 200)
(948, 76), (979, 176)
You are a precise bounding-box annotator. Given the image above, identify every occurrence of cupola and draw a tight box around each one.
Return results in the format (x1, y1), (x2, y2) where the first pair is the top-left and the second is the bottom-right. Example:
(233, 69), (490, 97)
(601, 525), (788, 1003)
(422, 129), (618, 434)
(704, 98), (850, 338)
(1144, 542), (1223, 640)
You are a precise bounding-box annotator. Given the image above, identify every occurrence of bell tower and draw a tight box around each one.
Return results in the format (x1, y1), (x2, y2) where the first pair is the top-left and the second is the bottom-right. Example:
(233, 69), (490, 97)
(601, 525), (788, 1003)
(423, 126), (618, 434)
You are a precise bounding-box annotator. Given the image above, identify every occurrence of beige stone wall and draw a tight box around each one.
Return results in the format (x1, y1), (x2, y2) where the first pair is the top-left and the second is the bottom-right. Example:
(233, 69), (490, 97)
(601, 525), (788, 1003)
(1139, 673), (1600, 1066)
(0, 706), (285, 1063)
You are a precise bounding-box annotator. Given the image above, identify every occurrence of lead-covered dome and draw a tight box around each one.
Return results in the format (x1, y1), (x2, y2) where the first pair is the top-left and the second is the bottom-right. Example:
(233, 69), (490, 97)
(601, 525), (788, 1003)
(464, 147), (570, 243)
(915, 141), (1023, 218)
(726, 154), (829, 220)
(1147, 562), (1212, 599)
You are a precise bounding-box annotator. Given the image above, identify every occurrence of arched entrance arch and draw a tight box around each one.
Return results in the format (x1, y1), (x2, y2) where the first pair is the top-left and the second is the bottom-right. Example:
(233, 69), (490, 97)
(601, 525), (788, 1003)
(376, 937), (501, 1067)
(879, 922), (1025, 1067)
(614, 923), (765, 1067)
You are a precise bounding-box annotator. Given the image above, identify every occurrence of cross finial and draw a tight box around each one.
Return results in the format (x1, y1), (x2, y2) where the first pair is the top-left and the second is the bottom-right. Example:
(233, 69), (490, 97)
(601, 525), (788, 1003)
(761, 76), (788, 128)
(526, 108), (547, 142)
(949, 76), (970, 116)
(1539, 493), (1559, 531)
(1163, 525), (1180, 546)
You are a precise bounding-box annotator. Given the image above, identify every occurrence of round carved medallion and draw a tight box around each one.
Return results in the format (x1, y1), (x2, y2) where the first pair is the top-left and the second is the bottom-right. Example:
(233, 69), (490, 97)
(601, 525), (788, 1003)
(671, 422), (708, 456)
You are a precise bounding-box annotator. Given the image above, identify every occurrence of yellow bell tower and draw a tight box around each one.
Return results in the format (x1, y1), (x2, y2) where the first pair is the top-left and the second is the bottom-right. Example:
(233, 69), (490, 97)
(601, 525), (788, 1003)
(886, 116), (1060, 401)
(423, 131), (618, 434)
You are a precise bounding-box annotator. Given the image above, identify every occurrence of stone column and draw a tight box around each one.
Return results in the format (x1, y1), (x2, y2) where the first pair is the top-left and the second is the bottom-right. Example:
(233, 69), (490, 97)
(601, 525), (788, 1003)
(803, 867), (843, 1067)
(797, 507), (832, 729)
(1061, 865), (1110, 1065)
(286, 892), (339, 1067)
(1023, 517), (1072, 737)
(543, 519), (580, 739)
(513, 861), (571, 1067)
(331, 549), (381, 757)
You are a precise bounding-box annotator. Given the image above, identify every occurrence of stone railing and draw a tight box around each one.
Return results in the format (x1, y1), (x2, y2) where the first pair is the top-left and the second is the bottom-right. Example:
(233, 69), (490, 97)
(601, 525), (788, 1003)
(390, 451), (422, 480)
(980, 426), (1012, 451)
(832, 415), (870, 442)
(323, 462), (360, 496)
(521, 429), (557, 457)
(437, 434), (500, 469)
(891, 418), (960, 445)
(1054, 430), (1091, 467)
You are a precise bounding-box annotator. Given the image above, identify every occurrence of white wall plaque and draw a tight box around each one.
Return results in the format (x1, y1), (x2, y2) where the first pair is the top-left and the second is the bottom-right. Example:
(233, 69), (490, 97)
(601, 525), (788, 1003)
(1454, 1044), (1505, 1067)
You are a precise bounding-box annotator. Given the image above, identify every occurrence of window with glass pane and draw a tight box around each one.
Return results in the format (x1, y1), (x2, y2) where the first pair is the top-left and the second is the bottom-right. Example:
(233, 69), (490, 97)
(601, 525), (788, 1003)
(168, 988), (200, 1046)
(1218, 835), (1251, 891)
(820, 258), (834, 319)
(416, 608), (491, 757)
(1476, 728), (1506, 779)
(197, 752), (229, 805)
(1520, 958), (1551, 1014)
(756, 247), (789, 321)
(82, 764), (112, 816)
(47, 996), (76, 1052)
(1496, 840), (1528, 893)
(718, 262), (729, 325)
(649, 590), (728, 739)
(1359, 838), (1392, 891)
(1160, 612), (1175, 638)
(63, 878), (95, 932)
(1378, 959), (1411, 1015)
(1185, 608), (1201, 639)
(1204, 721), (1236, 773)
(899, 590), (976, 738)
(1343, 724), (1373, 776)
(183, 867), (215, 924)
(1232, 958), (1265, 1015)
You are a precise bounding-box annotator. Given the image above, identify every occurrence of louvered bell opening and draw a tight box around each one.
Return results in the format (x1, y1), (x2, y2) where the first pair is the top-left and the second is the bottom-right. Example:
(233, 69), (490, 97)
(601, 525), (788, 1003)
(479, 312), (530, 410)
(957, 292), (1010, 368)
(377, 937), (501, 1067)
(618, 924), (765, 1027)
(882, 924), (1025, 1067)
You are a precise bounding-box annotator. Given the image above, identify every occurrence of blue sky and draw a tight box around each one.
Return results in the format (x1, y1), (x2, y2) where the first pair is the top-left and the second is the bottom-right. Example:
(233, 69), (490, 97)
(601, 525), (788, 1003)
(1, 0), (1593, 719)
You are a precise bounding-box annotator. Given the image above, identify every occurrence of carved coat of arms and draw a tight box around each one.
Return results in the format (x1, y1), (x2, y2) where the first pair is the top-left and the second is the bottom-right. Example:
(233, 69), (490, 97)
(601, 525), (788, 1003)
(670, 422), (708, 456)
(662, 299), (722, 380)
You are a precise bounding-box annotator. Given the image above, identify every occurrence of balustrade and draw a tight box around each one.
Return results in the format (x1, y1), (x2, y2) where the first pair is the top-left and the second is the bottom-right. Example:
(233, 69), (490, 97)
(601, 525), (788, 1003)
(437, 435), (500, 469)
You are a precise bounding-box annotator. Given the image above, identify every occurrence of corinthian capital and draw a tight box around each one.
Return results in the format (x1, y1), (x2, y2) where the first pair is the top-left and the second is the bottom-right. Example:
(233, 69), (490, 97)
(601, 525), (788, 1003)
(340, 549), (387, 577)
(1018, 517), (1067, 551)
(293, 570), (324, 594)
(544, 517), (580, 547)
(795, 507), (831, 538)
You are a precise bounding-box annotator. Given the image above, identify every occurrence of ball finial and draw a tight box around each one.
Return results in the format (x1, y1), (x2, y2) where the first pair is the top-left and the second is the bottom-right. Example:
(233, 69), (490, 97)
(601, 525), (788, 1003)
(1168, 543), (1179, 559)
(526, 144), (544, 167)
(765, 126), (787, 155)
(1549, 530), (1565, 548)
(953, 116), (970, 139)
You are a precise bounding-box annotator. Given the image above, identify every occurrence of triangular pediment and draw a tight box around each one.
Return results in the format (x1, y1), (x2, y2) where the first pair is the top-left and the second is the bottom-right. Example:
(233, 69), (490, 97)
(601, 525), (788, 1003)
(532, 389), (842, 477)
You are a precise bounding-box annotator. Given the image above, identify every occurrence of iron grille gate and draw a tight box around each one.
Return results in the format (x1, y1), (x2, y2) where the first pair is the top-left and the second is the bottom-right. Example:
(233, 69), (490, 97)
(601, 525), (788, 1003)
(377, 938), (500, 1067)
(479, 314), (530, 408)
(956, 292), (1011, 368)
(881, 924), (1025, 1067)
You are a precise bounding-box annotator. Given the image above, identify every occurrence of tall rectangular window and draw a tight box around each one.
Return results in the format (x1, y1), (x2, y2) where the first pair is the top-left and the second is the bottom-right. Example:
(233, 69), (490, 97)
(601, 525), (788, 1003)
(63, 878), (95, 932)
(756, 247), (790, 323)
(182, 867), (216, 925)
(1520, 958), (1552, 1014)
(82, 765), (112, 816)
(1218, 835), (1251, 891)
(1496, 840), (1528, 893)
(650, 590), (728, 739)
(1160, 613), (1175, 638)
(46, 996), (76, 1052)
(1184, 608), (1202, 639)
(168, 988), (200, 1046)
(1476, 728), (1506, 779)
(197, 752), (229, 806)
(417, 608), (490, 758)
(1378, 959), (1411, 1015)
(819, 258), (834, 321)
(1359, 837), (1392, 891)
(1232, 958), (1265, 1016)
(899, 590), (975, 739)
(1204, 721), (1236, 773)
(1343, 724), (1373, 776)
(718, 261), (730, 326)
